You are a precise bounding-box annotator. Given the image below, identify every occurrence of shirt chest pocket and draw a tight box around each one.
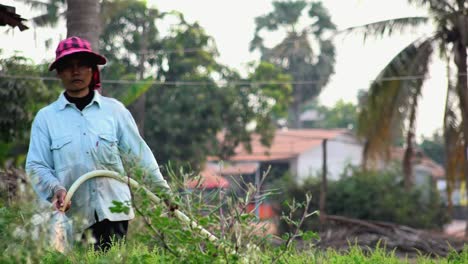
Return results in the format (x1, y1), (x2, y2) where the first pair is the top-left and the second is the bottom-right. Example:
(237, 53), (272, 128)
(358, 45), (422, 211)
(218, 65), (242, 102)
(50, 135), (73, 172)
(96, 134), (120, 165)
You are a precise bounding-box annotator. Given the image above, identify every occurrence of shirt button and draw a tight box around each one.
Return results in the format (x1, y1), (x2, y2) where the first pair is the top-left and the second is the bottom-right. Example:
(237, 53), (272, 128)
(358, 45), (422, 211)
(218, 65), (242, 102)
(86, 151), (89, 154)
(83, 132), (86, 135)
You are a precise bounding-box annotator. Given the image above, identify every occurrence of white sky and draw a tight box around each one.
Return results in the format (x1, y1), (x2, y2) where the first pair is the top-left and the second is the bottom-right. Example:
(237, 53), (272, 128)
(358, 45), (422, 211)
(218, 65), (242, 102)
(1, 0), (446, 139)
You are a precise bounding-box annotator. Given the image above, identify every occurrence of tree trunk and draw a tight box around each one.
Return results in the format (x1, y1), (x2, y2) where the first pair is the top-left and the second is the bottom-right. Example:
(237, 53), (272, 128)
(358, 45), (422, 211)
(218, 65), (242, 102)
(402, 92), (418, 191)
(402, 134), (414, 192)
(453, 40), (468, 237)
(443, 58), (455, 216)
(66, 0), (101, 51)
(289, 94), (302, 129)
(362, 140), (370, 171)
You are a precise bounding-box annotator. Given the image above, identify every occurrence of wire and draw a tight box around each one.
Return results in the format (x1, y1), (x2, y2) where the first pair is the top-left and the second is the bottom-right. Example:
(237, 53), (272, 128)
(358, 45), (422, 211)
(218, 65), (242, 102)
(0, 73), (461, 86)
(0, 74), (322, 86)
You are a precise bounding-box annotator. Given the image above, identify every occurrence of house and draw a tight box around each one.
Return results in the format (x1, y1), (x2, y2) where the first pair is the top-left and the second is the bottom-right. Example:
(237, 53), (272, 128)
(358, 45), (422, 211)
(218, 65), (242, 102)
(209, 128), (363, 184)
(192, 128), (448, 234)
(0, 4), (28, 31)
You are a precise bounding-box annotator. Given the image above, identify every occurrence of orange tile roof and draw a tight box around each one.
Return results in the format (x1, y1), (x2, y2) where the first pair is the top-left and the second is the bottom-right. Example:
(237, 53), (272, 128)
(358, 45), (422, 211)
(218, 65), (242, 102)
(185, 166), (230, 189)
(390, 147), (445, 178)
(418, 158), (445, 179)
(216, 128), (349, 162)
(218, 163), (258, 175)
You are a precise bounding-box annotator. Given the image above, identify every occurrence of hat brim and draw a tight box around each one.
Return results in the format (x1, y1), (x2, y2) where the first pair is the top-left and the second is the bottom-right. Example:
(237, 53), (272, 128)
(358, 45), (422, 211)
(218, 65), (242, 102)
(49, 49), (107, 71)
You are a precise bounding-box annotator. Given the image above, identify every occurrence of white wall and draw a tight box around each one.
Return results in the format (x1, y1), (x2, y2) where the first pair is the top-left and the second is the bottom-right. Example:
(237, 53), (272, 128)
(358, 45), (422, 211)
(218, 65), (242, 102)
(295, 134), (363, 183)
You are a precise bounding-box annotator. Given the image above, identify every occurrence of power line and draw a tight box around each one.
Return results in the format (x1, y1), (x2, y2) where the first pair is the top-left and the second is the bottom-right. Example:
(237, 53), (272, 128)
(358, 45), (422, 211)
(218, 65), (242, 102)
(0, 74), (322, 86)
(0, 73), (462, 86)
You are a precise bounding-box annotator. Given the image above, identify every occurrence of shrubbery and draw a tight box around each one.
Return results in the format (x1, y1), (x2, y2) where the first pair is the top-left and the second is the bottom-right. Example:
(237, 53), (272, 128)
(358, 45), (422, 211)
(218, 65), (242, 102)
(0, 164), (315, 263)
(278, 166), (450, 233)
(0, 164), (464, 263)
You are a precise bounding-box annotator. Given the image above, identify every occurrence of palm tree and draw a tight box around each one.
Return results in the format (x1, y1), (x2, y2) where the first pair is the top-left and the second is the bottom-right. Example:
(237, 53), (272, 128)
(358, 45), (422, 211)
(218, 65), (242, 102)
(66, 0), (100, 50)
(352, 0), (467, 230)
(19, 0), (103, 51)
(250, 0), (336, 128)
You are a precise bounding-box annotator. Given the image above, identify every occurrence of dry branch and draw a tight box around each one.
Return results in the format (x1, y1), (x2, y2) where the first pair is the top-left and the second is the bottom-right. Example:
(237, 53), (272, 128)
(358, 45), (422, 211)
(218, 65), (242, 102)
(316, 214), (466, 257)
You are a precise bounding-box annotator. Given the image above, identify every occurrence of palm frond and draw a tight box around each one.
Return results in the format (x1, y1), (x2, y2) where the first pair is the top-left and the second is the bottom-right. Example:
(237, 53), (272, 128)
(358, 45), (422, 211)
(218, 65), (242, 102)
(16, 0), (50, 9)
(19, 0), (65, 27)
(340, 16), (429, 40)
(117, 79), (154, 106)
(31, 13), (60, 27)
(358, 37), (434, 165)
(408, 0), (456, 13)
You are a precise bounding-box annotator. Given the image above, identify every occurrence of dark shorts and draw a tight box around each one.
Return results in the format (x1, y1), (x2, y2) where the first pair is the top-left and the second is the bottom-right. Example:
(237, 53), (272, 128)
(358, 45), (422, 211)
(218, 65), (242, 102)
(84, 216), (129, 251)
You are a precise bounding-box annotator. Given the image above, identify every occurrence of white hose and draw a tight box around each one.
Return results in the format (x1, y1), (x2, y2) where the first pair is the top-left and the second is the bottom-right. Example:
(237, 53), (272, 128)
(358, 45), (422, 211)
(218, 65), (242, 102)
(62, 170), (221, 245)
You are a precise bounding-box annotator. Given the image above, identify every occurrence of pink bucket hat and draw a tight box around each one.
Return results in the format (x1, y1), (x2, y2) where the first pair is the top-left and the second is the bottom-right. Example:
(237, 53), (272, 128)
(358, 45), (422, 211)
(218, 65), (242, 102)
(49, 36), (106, 71)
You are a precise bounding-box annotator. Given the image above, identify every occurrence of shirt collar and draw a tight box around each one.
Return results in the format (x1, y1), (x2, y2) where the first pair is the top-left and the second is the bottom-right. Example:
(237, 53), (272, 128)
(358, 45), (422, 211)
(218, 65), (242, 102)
(57, 90), (102, 111)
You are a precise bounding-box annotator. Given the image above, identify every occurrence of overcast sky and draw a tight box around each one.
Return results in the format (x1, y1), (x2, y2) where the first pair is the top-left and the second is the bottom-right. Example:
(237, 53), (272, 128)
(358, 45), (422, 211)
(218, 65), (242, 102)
(1, 0), (446, 139)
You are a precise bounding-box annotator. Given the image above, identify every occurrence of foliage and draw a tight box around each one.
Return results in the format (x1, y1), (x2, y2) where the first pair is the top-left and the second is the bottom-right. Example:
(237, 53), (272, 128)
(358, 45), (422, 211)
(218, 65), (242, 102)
(251, 0), (336, 127)
(21, 0), (291, 170)
(326, 167), (449, 229)
(419, 130), (444, 166)
(1, 197), (468, 264)
(357, 38), (432, 164)
(0, 165), (468, 263)
(0, 55), (52, 142)
(137, 16), (291, 169)
(350, 1), (468, 191)
(100, 0), (162, 79)
(302, 99), (358, 130)
(18, 0), (66, 28)
(0, 161), (318, 263)
(0, 165), (463, 263)
(247, 61), (293, 120)
(277, 166), (449, 234)
(0, 54), (61, 165)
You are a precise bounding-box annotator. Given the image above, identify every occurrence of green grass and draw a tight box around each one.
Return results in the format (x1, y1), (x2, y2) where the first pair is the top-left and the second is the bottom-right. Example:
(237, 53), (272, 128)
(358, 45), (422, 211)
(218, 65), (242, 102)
(2, 240), (468, 264)
(2, 170), (467, 264)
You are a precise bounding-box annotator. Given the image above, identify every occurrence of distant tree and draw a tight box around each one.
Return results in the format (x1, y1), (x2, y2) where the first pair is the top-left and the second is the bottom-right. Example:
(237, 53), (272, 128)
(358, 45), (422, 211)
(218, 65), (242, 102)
(419, 130), (444, 166)
(0, 54), (59, 164)
(247, 61), (293, 121)
(250, 0), (336, 128)
(311, 100), (358, 130)
(143, 18), (291, 169)
(100, 0), (166, 134)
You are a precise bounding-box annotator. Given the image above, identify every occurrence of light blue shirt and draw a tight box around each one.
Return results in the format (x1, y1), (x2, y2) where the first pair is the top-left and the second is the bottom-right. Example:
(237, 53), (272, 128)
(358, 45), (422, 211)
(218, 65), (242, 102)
(25, 91), (170, 231)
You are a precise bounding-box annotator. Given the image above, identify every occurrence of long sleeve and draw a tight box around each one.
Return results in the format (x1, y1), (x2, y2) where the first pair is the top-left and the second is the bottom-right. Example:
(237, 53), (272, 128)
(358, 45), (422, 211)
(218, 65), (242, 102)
(25, 112), (65, 202)
(117, 108), (171, 195)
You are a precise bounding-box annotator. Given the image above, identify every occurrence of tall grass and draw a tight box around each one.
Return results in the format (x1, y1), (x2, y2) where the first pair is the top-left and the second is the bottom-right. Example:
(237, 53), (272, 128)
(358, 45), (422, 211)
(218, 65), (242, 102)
(1, 164), (468, 263)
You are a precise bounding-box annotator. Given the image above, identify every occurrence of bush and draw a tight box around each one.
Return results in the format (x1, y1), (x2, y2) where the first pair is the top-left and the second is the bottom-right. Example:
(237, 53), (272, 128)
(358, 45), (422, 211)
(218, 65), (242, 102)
(277, 166), (450, 233)
(327, 167), (449, 229)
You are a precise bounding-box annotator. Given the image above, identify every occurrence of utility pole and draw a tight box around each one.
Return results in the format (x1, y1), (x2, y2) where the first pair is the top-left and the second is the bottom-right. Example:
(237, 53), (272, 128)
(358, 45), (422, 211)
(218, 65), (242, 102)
(255, 163), (260, 219)
(319, 138), (328, 224)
